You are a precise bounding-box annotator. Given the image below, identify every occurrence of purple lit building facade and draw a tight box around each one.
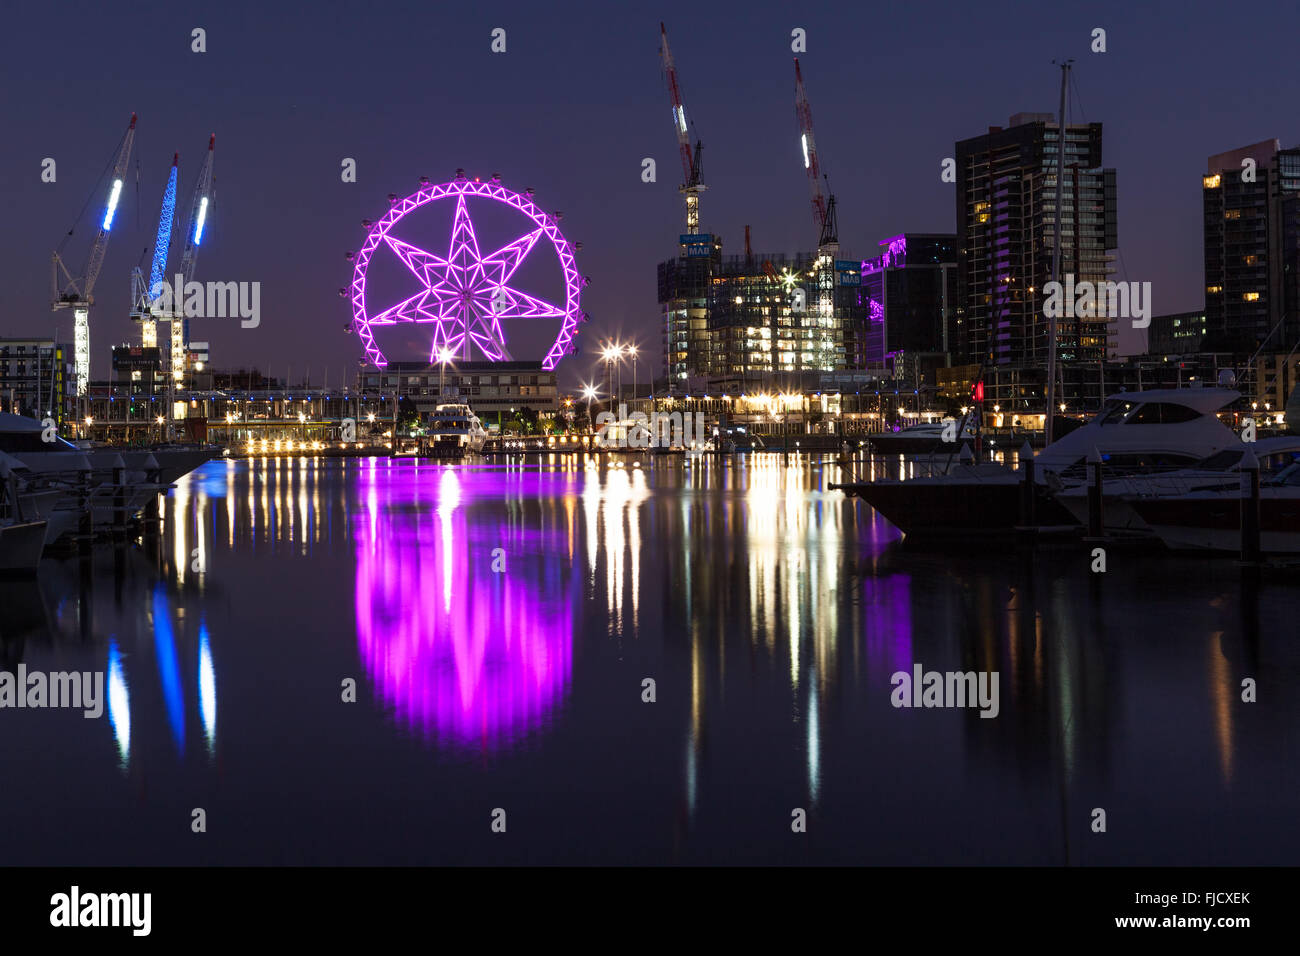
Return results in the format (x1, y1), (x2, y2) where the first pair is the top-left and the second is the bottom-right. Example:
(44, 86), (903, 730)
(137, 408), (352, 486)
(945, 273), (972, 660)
(955, 115), (1118, 399)
(858, 234), (958, 388)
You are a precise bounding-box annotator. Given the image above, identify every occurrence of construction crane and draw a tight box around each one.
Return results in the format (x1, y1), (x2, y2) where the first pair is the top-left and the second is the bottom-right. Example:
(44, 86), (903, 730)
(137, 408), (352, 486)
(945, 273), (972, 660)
(793, 59), (838, 252)
(162, 134), (215, 433)
(130, 153), (180, 350)
(52, 113), (138, 398)
(659, 23), (705, 233)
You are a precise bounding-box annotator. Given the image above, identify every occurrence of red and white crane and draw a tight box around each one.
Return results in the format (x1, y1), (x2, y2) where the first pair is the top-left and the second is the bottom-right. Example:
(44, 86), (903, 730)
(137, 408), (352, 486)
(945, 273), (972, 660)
(794, 59), (837, 251)
(52, 112), (138, 398)
(660, 22), (705, 233)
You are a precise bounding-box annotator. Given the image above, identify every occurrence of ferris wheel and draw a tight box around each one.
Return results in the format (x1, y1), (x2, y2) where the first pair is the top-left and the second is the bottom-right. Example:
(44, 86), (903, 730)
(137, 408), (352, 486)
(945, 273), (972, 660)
(348, 171), (586, 370)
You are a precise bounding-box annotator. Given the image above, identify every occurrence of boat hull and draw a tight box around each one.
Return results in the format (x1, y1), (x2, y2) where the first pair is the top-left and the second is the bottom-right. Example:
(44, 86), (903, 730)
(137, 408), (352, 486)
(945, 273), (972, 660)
(1131, 494), (1300, 553)
(0, 520), (48, 573)
(839, 477), (1076, 536)
(866, 435), (974, 456)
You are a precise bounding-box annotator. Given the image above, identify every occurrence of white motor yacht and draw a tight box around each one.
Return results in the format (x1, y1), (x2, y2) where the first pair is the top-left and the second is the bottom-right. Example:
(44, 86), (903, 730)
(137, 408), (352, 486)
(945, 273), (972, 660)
(1055, 435), (1300, 532)
(834, 388), (1245, 537)
(429, 403), (488, 454)
(1130, 461), (1300, 554)
(0, 455), (48, 573)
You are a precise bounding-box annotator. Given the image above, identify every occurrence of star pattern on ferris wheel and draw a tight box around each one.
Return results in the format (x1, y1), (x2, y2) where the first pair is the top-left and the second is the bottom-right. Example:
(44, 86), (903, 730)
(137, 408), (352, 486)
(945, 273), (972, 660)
(366, 194), (568, 364)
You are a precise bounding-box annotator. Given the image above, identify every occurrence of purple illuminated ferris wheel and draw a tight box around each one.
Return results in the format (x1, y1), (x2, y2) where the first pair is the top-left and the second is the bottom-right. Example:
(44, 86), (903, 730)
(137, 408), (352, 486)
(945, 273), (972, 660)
(348, 171), (586, 370)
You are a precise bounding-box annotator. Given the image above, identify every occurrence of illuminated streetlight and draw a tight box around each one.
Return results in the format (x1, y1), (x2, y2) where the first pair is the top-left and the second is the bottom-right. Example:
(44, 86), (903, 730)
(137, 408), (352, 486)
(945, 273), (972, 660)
(437, 348), (454, 396)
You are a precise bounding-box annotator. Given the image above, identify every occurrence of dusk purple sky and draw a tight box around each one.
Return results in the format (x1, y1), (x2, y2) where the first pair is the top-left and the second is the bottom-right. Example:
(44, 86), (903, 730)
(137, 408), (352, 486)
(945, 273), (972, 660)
(3, 0), (1298, 389)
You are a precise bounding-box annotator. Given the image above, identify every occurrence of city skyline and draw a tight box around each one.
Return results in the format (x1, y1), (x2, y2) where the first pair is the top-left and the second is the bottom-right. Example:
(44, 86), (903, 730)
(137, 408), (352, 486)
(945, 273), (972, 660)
(4, 1), (1300, 388)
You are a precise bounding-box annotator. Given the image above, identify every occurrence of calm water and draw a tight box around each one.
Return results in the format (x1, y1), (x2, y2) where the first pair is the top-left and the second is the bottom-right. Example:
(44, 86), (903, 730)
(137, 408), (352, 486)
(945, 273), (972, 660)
(2, 454), (1297, 865)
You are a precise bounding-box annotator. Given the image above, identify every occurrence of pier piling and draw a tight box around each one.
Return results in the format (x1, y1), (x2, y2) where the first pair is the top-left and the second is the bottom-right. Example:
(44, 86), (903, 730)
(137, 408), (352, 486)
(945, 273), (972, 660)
(1087, 446), (1104, 538)
(1241, 447), (1261, 564)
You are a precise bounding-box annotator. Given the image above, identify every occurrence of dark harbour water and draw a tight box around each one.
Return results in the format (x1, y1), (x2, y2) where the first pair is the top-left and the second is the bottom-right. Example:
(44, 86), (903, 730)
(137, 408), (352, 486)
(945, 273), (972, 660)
(1, 453), (1297, 866)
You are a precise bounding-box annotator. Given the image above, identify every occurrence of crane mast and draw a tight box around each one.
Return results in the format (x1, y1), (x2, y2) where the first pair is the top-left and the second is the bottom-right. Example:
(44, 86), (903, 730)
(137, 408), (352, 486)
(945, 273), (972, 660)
(660, 23), (705, 233)
(52, 112), (137, 398)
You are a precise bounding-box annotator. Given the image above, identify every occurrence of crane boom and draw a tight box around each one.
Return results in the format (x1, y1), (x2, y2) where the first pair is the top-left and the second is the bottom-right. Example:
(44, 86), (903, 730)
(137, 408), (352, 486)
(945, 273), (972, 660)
(177, 134), (215, 288)
(659, 23), (705, 232)
(793, 59), (828, 232)
(167, 134), (215, 393)
(132, 154), (180, 349)
(148, 155), (180, 297)
(52, 112), (137, 307)
(52, 111), (137, 398)
(660, 22), (694, 186)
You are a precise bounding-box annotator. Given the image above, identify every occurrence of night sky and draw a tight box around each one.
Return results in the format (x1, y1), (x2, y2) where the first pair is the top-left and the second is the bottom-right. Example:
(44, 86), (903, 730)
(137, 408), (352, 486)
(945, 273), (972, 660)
(3, 0), (1298, 389)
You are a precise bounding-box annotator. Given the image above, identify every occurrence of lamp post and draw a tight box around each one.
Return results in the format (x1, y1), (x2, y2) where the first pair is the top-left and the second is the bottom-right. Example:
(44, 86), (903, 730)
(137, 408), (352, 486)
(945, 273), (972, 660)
(601, 345), (620, 415)
(582, 384), (598, 432)
(437, 348), (453, 399)
(621, 348), (637, 416)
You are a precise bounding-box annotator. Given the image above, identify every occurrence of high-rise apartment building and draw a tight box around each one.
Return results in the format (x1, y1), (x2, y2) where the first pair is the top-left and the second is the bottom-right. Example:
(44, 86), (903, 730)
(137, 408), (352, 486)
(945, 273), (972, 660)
(1202, 140), (1300, 354)
(955, 114), (1118, 371)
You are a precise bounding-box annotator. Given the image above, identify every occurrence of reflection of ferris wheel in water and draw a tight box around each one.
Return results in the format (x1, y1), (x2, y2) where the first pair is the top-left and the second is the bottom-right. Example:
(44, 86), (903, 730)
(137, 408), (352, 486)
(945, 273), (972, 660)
(347, 171), (587, 370)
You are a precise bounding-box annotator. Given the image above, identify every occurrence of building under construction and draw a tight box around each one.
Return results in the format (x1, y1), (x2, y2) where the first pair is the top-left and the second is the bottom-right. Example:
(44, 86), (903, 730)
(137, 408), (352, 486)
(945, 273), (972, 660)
(658, 239), (867, 391)
(655, 29), (871, 396)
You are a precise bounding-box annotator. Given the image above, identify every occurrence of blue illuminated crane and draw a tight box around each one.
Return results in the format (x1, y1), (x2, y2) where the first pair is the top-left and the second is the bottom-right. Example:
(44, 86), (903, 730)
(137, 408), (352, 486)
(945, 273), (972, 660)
(130, 153), (180, 349)
(51, 113), (138, 398)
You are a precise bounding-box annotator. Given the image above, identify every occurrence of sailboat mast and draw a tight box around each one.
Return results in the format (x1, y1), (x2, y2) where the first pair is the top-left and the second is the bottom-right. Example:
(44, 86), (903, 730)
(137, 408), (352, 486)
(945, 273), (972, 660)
(1046, 60), (1072, 446)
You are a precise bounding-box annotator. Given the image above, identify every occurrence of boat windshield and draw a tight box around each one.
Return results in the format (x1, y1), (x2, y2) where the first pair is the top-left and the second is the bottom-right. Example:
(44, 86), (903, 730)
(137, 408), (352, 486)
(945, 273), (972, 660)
(1096, 399), (1135, 425)
(1194, 448), (1244, 471)
(1270, 462), (1300, 486)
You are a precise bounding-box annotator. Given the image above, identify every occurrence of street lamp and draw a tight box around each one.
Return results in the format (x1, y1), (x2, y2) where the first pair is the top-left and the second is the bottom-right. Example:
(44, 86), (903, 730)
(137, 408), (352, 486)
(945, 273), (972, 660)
(437, 348), (453, 398)
(626, 343), (639, 409)
(600, 345), (621, 412)
(582, 384), (598, 431)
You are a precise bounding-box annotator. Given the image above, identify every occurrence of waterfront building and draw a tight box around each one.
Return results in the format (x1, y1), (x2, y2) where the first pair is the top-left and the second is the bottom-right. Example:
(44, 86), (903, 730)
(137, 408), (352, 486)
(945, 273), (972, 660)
(955, 112), (1119, 379)
(860, 233), (959, 390)
(0, 337), (75, 426)
(1202, 140), (1300, 355)
(1147, 311), (1208, 355)
(358, 360), (558, 422)
(658, 234), (866, 389)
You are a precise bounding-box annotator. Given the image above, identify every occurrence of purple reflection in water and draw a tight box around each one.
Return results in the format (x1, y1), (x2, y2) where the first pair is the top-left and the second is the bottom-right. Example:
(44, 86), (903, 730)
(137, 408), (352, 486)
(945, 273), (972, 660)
(354, 465), (575, 750)
(862, 573), (913, 679)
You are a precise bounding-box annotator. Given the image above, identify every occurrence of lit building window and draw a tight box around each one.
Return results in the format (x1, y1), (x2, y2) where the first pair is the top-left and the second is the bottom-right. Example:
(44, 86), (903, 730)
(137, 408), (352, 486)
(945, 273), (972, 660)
(1225, 209), (1241, 219)
(1244, 292), (1260, 301)
(1203, 174), (1221, 189)
(1206, 285), (1223, 294)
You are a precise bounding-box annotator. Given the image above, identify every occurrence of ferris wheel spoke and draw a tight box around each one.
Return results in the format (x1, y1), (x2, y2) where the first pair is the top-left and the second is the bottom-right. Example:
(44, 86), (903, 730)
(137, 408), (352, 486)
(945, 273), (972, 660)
(384, 236), (451, 288)
(486, 285), (566, 321)
(479, 228), (545, 288)
(368, 290), (442, 326)
(468, 327), (511, 362)
(447, 195), (485, 288)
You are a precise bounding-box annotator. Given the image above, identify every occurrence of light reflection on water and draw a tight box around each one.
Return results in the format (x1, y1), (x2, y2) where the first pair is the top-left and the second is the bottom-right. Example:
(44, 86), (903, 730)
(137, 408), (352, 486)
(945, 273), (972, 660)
(0, 452), (1296, 865)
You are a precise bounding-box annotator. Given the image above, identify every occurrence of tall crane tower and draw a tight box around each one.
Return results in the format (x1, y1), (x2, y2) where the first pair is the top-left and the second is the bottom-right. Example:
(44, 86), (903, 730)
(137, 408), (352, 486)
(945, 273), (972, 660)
(130, 153), (180, 350)
(52, 113), (137, 398)
(659, 23), (705, 233)
(793, 59), (838, 253)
